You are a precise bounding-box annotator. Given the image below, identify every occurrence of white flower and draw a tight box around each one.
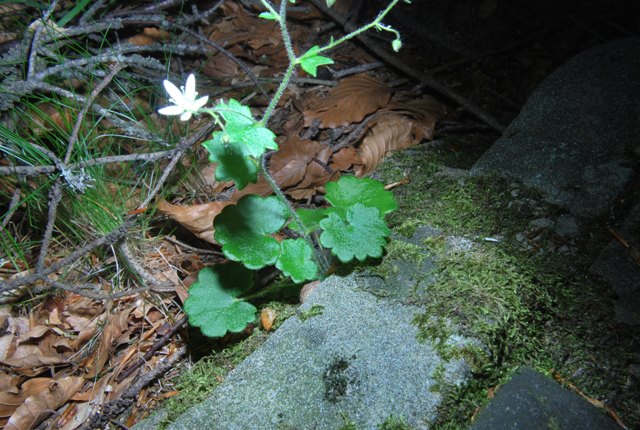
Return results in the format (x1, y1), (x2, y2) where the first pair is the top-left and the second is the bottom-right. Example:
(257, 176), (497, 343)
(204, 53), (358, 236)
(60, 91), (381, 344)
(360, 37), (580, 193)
(158, 73), (209, 121)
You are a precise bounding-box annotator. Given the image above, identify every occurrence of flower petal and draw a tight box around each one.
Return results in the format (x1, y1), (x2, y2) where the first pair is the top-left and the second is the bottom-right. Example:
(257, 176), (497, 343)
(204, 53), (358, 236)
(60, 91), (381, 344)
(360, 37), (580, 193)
(158, 105), (185, 116)
(180, 111), (193, 121)
(184, 74), (196, 101)
(163, 79), (185, 105)
(191, 95), (209, 111)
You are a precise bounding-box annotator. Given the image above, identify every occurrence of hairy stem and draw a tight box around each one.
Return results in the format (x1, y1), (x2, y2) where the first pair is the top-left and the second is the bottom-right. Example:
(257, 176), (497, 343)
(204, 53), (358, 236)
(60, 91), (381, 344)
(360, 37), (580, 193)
(259, 155), (329, 276)
(314, 0), (403, 55)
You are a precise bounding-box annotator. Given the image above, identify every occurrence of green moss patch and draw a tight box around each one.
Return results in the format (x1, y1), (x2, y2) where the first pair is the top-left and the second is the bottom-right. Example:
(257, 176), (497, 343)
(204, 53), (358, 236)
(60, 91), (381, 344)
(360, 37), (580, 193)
(374, 150), (639, 428)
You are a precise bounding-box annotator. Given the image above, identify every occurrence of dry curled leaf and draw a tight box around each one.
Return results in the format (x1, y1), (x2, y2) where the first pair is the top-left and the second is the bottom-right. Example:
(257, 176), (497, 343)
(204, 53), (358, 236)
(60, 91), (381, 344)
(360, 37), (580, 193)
(355, 115), (414, 177)
(303, 74), (392, 128)
(287, 146), (337, 199)
(4, 376), (84, 430)
(127, 27), (169, 46)
(260, 308), (276, 331)
(157, 200), (232, 244)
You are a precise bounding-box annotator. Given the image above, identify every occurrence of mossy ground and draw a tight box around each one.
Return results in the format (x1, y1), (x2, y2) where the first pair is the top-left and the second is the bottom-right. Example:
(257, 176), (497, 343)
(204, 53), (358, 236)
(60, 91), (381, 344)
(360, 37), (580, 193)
(375, 146), (639, 429)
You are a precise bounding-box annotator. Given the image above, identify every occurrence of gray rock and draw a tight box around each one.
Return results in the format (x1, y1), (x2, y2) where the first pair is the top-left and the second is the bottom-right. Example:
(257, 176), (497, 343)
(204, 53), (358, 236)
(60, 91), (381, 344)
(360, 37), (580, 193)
(471, 38), (640, 218)
(159, 274), (471, 430)
(529, 218), (554, 230)
(554, 215), (579, 237)
(471, 367), (620, 430)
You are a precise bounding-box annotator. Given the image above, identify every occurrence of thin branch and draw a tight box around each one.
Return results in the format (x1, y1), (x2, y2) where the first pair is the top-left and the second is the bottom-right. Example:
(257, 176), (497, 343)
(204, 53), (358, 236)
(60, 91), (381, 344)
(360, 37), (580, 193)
(332, 61), (384, 79)
(116, 315), (188, 383)
(172, 24), (269, 99)
(118, 241), (173, 292)
(138, 120), (217, 210)
(81, 345), (187, 430)
(79, 0), (108, 25)
(35, 180), (62, 272)
(41, 278), (148, 300)
(0, 150), (181, 177)
(0, 219), (134, 292)
(34, 81), (156, 141)
(66, 63), (125, 164)
(2, 188), (21, 228)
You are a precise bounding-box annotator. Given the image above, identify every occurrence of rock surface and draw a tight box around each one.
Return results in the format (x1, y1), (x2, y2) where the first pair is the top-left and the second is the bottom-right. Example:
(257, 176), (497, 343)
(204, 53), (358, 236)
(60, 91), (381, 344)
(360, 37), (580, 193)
(148, 273), (470, 430)
(471, 38), (640, 218)
(471, 367), (621, 430)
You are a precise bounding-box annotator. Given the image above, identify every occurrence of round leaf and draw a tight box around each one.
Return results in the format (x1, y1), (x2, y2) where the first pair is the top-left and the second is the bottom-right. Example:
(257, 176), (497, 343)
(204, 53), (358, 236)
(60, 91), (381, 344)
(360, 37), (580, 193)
(215, 195), (289, 269)
(212, 99), (278, 158)
(319, 203), (390, 262)
(184, 264), (257, 338)
(276, 238), (318, 283)
(203, 138), (258, 190)
(325, 176), (397, 216)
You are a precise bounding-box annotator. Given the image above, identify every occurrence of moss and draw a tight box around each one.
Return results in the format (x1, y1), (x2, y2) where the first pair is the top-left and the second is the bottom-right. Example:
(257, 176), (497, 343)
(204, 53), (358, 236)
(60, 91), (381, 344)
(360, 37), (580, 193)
(372, 240), (426, 279)
(375, 150), (638, 428)
(378, 415), (413, 429)
(337, 412), (358, 430)
(378, 150), (549, 239)
(297, 304), (325, 321)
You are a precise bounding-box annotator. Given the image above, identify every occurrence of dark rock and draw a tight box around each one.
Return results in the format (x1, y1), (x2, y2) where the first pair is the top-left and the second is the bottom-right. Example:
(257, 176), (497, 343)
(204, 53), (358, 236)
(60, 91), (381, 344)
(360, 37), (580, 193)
(590, 202), (640, 326)
(471, 38), (640, 218)
(471, 367), (621, 430)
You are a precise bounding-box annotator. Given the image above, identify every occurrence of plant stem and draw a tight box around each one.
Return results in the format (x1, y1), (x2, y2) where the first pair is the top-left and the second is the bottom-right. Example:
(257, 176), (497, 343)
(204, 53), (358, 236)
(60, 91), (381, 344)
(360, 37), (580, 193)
(260, 0), (296, 126)
(312, 0), (403, 55)
(259, 155), (329, 276)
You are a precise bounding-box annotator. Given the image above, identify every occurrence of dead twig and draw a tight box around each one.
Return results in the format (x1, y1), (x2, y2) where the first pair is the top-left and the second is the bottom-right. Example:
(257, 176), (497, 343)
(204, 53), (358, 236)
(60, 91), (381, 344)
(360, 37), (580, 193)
(116, 316), (188, 383)
(80, 345), (187, 430)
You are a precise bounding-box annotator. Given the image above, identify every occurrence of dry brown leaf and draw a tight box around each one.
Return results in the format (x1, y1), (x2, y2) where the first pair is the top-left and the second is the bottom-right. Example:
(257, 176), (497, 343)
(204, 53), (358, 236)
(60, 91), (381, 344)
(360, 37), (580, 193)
(287, 147), (338, 199)
(157, 200), (232, 244)
(355, 115), (414, 177)
(4, 376), (84, 430)
(352, 96), (446, 176)
(0, 378), (51, 419)
(127, 27), (169, 46)
(260, 308), (276, 331)
(303, 74), (392, 128)
(84, 309), (132, 379)
(385, 95), (447, 141)
(203, 53), (240, 78)
(0, 319), (70, 370)
(270, 137), (324, 188)
(230, 176), (273, 201)
(56, 402), (93, 430)
(330, 146), (361, 172)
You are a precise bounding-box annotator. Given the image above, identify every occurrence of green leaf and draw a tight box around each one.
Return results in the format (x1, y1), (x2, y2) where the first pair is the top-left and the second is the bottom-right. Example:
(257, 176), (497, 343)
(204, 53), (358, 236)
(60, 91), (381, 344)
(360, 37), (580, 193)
(297, 46), (334, 77)
(258, 12), (278, 20)
(325, 176), (397, 217)
(276, 238), (318, 283)
(319, 204), (390, 262)
(212, 99), (278, 158)
(184, 264), (257, 338)
(203, 138), (258, 190)
(214, 98), (254, 126)
(215, 195), (289, 269)
(290, 207), (329, 234)
(325, 0), (337, 6)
